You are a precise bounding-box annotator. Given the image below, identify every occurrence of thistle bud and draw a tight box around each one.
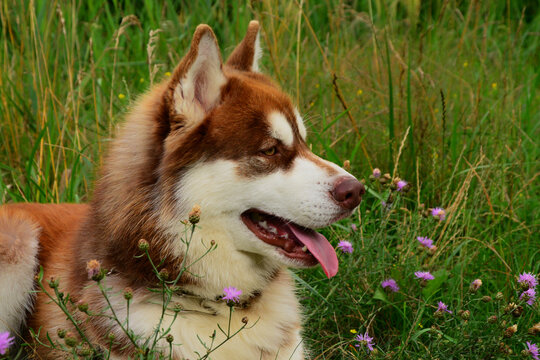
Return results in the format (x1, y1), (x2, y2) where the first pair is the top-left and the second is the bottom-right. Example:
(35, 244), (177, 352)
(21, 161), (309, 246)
(487, 315), (497, 324)
(503, 302), (517, 314)
(173, 302), (183, 313)
(123, 287), (133, 301)
(242, 316), (249, 324)
(343, 160), (351, 171)
(86, 259), (102, 281)
(158, 268), (169, 281)
(107, 332), (116, 342)
(138, 239), (149, 251)
(379, 173), (391, 185)
(166, 334), (174, 343)
(189, 204), (201, 224)
(512, 305), (524, 318)
(77, 344), (93, 357)
(460, 310), (470, 320)
(528, 322), (540, 335)
(499, 342), (511, 355)
(481, 296), (492, 303)
(64, 332), (78, 347)
(77, 302), (89, 314)
(57, 328), (67, 339)
(503, 324), (517, 338)
(495, 292), (504, 301)
(48, 277), (59, 289)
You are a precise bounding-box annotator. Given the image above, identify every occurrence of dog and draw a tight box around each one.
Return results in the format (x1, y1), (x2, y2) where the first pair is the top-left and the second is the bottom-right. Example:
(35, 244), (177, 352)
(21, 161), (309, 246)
(0, 21), (364, 359)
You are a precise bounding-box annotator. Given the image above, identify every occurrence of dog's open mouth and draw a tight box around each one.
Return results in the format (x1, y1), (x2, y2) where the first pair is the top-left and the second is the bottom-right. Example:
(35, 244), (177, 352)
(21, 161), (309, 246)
(241, 209), (338, 278)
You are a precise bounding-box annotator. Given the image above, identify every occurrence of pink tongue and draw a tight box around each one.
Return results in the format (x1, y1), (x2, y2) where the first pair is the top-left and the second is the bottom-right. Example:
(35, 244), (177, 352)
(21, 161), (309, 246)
(288, 224), (339, 278)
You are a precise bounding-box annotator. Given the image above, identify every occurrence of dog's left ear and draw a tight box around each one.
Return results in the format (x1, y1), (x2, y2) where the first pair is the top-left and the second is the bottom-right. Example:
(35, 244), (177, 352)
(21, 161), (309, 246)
(226, 20), (262, 72)
(168, 24), (226, 126)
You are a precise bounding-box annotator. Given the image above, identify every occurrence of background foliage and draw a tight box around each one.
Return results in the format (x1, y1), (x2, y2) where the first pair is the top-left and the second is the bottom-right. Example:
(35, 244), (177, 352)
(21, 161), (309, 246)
(0, 0), (538, 358)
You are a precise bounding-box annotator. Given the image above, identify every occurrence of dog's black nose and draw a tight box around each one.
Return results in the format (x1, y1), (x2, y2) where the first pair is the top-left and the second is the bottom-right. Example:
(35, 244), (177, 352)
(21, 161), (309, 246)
(331, 177), (365, 210)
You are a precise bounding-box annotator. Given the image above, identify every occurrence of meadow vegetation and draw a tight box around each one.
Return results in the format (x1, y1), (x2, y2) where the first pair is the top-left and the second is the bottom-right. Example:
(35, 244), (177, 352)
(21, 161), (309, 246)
(0, 0), (539, 358)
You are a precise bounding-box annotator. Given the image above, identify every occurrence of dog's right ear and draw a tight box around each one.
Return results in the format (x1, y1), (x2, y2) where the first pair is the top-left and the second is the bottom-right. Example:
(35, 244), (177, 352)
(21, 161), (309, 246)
(166, 25), (226, 128)
(226, 20), (262, 72)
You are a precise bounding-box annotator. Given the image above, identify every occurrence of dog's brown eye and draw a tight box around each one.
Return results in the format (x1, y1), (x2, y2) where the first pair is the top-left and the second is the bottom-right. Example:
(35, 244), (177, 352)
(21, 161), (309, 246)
(262, 146), (277, 156)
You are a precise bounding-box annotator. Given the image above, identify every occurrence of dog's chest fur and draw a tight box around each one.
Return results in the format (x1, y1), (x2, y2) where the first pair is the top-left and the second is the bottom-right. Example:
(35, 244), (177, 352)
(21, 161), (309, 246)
(84, 270), (304, 360)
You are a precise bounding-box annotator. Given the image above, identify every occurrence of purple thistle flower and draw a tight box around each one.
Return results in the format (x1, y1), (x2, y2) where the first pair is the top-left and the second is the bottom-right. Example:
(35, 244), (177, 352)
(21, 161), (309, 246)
(526, 342), (539, 360)
(470, 279), (482, 291)
(354, 331), (374, 352)
(0, 332), (14, 355)
(350, 224), (358, 232)
(396, 180), (407, 191)
(381, 278), (399, 292)
(436, 301), (452, 314)
(372, 168), (381, 178)
(518, 272), (538, 289)
(417, 236), (434, 249)
(222, 287), (242, 303)
(337, 240), (353, 254)
(431, 207), (446, 221)
(415, 271), (435, 281)
(520, 288), (536, 306)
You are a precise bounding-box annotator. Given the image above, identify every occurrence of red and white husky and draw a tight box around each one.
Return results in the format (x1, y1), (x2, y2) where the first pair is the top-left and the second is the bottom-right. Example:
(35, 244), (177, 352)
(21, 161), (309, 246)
(0, 21), (363, 359)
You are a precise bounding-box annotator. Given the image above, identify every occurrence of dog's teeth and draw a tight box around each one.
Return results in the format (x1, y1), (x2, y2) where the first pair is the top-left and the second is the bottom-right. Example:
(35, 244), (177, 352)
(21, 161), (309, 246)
(301, 246), (308, 252)
(258, 221), (268, 229)
(268, 226), (277, 234)
(282, 233), (289, 239)
(284, 240), (295, 252)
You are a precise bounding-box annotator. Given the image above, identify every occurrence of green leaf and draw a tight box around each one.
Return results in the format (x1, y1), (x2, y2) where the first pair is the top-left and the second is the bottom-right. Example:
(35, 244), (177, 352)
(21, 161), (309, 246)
(422, 269), (449, 300)
(372, 287), (388, 303)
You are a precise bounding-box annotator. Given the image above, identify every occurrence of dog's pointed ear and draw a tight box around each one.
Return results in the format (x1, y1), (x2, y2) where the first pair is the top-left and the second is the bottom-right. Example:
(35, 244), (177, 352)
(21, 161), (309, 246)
(226, 20), (262, 72)
(168, 24), (225, 125)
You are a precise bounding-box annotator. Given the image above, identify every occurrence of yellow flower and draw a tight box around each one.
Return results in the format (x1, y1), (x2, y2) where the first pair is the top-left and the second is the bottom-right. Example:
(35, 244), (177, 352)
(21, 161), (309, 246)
(165, 71), (171, 77)
(463, 61), (468, 68)
(492, 82), (497, 89)
(434, 108), (439, 113)
(315, 83), (320, 89)
(139, 78), (144, 83)
(356, 89), (363, 96)
(118, 93), (125, 99)
(309, 102), (315, 107)
(418, 323), (423, 328)
(350, 329), (357, 334)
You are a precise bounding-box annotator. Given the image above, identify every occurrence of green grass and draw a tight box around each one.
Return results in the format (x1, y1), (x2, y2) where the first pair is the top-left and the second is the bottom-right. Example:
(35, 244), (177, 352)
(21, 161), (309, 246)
(1, 0), (539, 358)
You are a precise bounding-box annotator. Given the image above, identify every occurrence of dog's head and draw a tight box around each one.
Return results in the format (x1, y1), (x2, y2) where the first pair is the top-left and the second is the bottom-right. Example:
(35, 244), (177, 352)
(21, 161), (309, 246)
(157, 22), (364, 278)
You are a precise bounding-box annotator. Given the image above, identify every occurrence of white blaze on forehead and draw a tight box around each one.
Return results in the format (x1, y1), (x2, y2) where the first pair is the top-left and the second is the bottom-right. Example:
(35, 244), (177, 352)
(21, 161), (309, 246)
(293, 108), (307, 140)
(268, 111), (294, 147)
